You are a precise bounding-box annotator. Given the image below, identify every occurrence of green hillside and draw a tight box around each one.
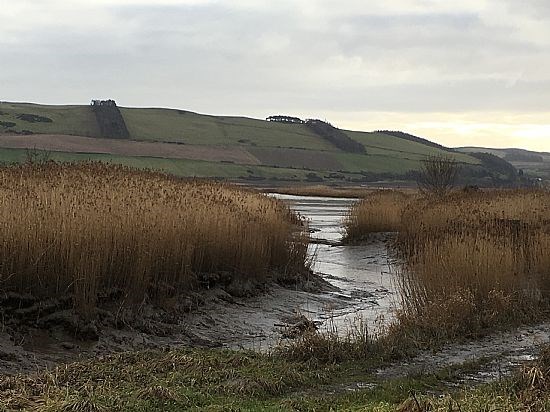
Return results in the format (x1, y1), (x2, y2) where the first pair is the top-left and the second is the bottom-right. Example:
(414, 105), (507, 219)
(0, 101), (514, 185)
(0, 102), (101, 137)
(458, 146), (550, 180)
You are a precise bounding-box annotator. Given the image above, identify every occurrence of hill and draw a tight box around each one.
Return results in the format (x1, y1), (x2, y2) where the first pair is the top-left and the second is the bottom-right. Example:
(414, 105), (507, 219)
(458, 146), (550, 181)
(0, 101), (516, 185)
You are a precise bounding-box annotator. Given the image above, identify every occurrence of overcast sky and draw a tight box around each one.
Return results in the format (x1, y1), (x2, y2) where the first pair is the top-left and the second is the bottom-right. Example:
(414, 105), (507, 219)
(2, 1), (550, 151)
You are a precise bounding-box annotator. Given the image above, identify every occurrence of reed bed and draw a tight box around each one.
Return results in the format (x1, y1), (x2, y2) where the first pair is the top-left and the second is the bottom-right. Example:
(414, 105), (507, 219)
(395, 190), (550, 341)
(271, 185), (375, 199)
(271, 185), (416, 199)
(0, 162), (308, 314)
(344, 190), (412, 240)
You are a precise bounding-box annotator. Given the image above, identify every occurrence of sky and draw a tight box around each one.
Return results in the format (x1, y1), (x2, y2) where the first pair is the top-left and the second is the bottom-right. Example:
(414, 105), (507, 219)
(1, 0), (550, 151)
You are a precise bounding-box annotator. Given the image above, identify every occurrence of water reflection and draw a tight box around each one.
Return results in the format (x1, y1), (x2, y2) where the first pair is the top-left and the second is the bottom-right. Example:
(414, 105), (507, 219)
(272, 193), (398, 332)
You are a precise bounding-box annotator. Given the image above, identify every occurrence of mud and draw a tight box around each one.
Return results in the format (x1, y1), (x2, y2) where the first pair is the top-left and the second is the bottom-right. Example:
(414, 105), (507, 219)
(0, 277), (361, 375)
(377, 322), (550, 383)
(274, 194), (399, 334)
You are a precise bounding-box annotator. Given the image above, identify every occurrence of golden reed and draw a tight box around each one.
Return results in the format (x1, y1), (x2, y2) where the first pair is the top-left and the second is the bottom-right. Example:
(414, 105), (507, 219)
(0, 162), (308, 314)
(396, 190), (550, 340)
(344, 190), (412, 240)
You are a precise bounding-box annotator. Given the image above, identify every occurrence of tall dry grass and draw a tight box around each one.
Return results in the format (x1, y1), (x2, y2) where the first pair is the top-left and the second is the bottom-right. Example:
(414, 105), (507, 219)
(0, 162), (308, 314)
(395, 190), (550, 341)
(344, 190), (412, 240)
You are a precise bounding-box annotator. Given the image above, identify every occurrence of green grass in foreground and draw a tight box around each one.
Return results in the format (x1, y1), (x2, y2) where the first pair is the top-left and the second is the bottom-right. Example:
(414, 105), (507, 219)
(0, 347), (542, 411)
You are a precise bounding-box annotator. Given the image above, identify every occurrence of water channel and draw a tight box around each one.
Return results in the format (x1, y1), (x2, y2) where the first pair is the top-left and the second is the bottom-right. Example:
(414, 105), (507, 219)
(273, 194), (398, 334)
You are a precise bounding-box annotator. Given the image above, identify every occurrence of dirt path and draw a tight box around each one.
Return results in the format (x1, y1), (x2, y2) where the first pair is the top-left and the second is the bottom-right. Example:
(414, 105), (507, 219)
(376, 322), (550, 383)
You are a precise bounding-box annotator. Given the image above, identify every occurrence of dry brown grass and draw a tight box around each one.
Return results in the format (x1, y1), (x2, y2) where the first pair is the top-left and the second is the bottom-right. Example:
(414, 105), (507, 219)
(0, 162), (308, 314)
(278, 316), (375, 363)
(270, 185), (375, 199)
(394, 190), (550, 341)
(270, 185), (417, 199)
(344, 190), (413, 240)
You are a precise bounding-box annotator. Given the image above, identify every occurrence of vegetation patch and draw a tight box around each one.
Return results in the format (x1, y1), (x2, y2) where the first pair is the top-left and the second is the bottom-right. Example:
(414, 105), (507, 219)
(394, 189), (550, 345)
(249, 146), (344, 171)
(376, 130), (451, 151)
(91, 100), (130, 139)
(343, 180), (550, 353)
(0, 162), (309, 317)
(344, 190), (413, 240)
(16, 113), (53, 123)
(306, 119), (366, 153)
(0, 121), (16, 128)
(2, 342), (547, 411)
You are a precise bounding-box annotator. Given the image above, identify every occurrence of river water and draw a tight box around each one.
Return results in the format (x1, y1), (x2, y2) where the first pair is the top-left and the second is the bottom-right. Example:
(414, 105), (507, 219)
(273, 194), (398, 334)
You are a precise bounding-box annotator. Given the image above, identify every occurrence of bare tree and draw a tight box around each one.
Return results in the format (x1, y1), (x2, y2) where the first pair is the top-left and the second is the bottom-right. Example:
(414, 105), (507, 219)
(418, 155), (460, 197)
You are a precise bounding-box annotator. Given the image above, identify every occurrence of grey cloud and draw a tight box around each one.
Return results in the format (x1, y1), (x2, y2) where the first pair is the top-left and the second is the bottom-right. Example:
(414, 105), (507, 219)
(1, 0), (549, 118)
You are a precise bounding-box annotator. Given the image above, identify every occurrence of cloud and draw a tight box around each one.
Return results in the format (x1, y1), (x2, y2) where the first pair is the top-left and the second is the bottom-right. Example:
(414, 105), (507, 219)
(0, 1), (549, 149)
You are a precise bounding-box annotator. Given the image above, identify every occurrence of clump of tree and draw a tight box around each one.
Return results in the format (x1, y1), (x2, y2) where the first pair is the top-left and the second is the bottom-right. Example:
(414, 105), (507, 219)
(16, 114), (52, 123)
(91, 99), (130, 139)
(418, 155), (460, 197)
(306, 119), (366, 154)
(469, 152), (517, 184)
(504, 149), (544, 163)
(376, 130), (451, 151)
(266, 115), (304, 124)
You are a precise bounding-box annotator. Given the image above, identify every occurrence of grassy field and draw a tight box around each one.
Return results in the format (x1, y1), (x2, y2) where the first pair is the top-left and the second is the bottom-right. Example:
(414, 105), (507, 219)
(348, 131), (477, 164)
(0, 102), (499, 183)
(0, 102), (100, 137)
(1, 345), (548, 411)
(0, 147), (334, 180)
(118, 108), (335, 150)
(0, 147), (455, 182)
(0, 163), (308, 314)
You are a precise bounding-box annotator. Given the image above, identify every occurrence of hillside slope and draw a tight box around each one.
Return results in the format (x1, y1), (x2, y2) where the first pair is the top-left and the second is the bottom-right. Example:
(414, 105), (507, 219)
(0, 101), (513, 185)
(458, 146), (550, 180)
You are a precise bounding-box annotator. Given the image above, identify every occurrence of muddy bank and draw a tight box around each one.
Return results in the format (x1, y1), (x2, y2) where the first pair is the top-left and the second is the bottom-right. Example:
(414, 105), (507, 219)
(1, 192), (548, 388)
(0, 270), (377, 375)
(377, 322), (550, 384)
